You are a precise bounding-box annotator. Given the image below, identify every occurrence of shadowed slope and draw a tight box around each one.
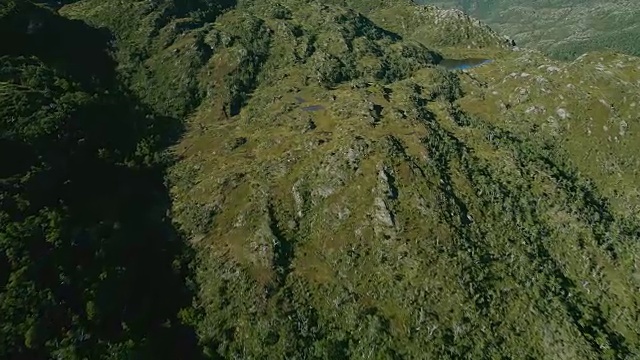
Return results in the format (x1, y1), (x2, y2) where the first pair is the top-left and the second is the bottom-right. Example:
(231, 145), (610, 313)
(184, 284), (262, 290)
(1, 1), (201, 358)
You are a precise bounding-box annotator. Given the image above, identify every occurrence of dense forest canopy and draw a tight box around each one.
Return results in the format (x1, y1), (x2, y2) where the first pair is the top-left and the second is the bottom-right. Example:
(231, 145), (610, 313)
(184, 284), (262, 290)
(2, 0), (640, 359)
(1, 1), (200, 358)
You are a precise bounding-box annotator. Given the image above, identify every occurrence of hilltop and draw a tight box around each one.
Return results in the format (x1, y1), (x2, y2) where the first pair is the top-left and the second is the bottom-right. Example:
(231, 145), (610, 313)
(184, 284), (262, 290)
(2, 0), (640, 358)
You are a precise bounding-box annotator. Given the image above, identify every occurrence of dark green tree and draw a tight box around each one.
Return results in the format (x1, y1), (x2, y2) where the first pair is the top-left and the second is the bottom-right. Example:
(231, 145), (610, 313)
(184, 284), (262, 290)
(1, 1), (202, 358)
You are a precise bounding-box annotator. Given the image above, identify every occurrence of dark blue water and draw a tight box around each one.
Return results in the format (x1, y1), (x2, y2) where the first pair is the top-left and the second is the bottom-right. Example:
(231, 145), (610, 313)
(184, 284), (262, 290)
(302, 105), (325, 112)
(294, 95), (325, 112)
(439, 58), (493, 70)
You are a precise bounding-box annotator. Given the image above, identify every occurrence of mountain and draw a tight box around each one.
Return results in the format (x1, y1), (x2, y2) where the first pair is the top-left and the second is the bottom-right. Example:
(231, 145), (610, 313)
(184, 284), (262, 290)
(417, 0), (640, 59)
(2, 0), (640, 358)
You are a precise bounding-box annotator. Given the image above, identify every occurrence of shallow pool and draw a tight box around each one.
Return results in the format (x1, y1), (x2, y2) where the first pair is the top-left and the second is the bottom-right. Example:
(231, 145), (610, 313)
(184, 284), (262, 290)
(438, 58), (493, 70)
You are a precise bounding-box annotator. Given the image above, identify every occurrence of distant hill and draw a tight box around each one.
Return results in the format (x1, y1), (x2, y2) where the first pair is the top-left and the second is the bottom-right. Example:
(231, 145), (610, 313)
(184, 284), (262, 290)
(416, 0), (640, 59)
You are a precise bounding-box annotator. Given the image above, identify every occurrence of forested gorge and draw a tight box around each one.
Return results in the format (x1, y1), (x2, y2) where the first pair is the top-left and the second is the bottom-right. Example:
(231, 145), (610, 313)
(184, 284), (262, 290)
(1, 1), (201, 358)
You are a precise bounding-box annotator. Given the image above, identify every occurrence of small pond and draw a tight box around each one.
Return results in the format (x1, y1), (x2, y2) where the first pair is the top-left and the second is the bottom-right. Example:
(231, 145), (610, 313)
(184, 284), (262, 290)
(293, 95), (325, 112)
(438, 58), (493, 71)
(302, 104), (325, 112)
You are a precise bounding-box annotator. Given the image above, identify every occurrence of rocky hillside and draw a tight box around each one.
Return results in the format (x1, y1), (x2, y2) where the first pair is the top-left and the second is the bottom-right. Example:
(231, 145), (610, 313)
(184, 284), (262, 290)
(3, 0), (640, 358)
(418, 0), (640, 59)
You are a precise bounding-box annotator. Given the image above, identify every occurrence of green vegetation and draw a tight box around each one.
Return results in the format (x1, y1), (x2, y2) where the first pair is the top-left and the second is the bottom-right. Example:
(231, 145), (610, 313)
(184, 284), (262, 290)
(418, 0), (640, 59)
(1, 1), (199, 358)
(3, 0), (640, 359)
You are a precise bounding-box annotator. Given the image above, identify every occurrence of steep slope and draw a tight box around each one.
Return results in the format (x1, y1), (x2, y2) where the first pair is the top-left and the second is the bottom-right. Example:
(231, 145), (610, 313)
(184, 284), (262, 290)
(0, 1), (199, 358)
(457, 51), (640, 217)
(418, 0), (640, 59)
(59, 0), (237, 118)
(8, 0), (640, 358)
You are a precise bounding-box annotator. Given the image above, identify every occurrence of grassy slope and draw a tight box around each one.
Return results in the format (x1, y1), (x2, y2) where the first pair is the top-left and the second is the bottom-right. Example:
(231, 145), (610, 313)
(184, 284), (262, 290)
(58, 0), (640, 358)
(418, 0), (640, 59)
